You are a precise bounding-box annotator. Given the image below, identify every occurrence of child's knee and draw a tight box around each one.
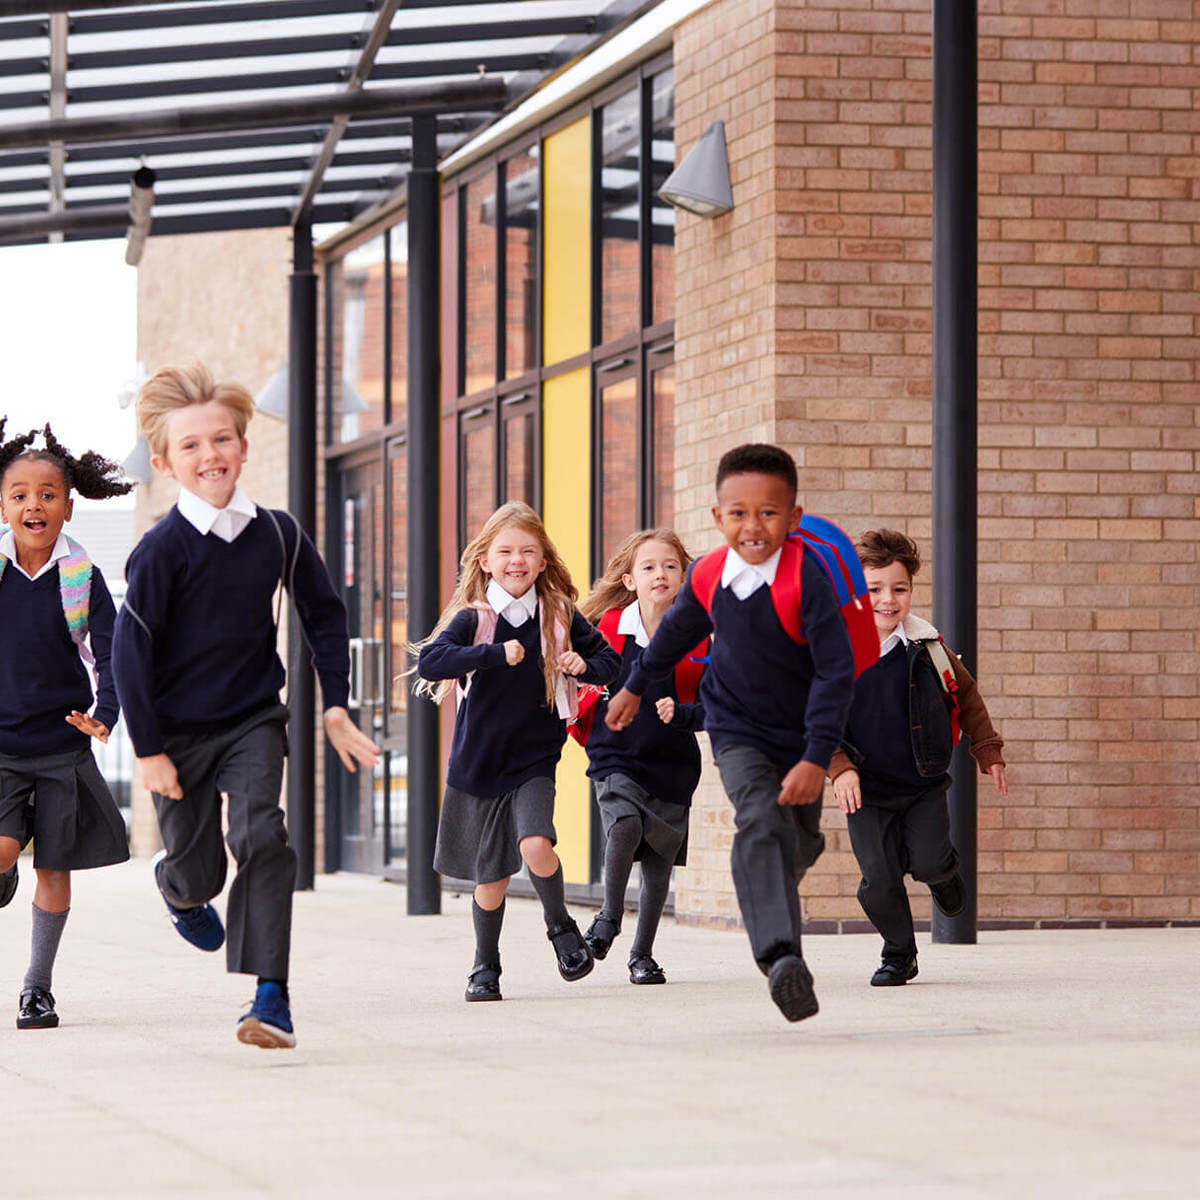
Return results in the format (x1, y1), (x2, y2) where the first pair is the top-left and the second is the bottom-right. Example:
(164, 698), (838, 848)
(474, 878), (509, 909)
(0, 836), (20, 872)
(518, 836), (557, 873)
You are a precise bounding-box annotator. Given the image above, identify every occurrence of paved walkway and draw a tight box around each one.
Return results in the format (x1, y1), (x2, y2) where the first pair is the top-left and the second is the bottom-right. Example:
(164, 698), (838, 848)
(2, 859), (1196, 1199)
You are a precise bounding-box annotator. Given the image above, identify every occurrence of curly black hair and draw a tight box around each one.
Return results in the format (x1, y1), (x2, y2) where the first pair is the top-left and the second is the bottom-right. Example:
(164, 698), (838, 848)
(714, 443), (798, 498)
(0, 422), (133, 501)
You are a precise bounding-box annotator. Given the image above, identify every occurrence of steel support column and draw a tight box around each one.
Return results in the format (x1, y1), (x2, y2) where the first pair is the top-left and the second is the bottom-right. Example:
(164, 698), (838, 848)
(931, 0), (978, 944)
(406, 114), (441, 915)
(288, 221), (318, 891)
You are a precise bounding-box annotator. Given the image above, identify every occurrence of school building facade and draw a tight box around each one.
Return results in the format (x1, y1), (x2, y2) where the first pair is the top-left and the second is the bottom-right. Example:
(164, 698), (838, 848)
(132, 0), (1199, 931)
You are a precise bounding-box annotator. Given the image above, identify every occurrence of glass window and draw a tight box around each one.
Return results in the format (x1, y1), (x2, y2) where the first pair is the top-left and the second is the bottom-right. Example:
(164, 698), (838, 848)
(598, 88), (641, 346)
(389, 220), (408, 430)
(598, 370), (638, 565)
(649, 69), (675, 328)
(503, 147), (538, 379)
(461, 406), (495, 545)
(338, 235), (386, 443)
(389, 443), (408, 722)
(650, 356), (675, 526)
(463, 173), (497, 395)
(501, 394), (537, 506)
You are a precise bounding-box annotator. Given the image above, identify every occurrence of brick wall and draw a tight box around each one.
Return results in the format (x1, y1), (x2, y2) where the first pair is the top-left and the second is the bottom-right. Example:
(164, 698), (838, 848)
(672, 0), (1199, 930)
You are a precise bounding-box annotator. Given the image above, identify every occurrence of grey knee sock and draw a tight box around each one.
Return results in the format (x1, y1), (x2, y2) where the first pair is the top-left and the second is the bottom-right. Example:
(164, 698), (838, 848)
(631, 852), (672, 960)
(23, 905), (69, 993)
(602, 816), (641, 923)
(528, 863), (570, 929)
(472, 898), (505, 967)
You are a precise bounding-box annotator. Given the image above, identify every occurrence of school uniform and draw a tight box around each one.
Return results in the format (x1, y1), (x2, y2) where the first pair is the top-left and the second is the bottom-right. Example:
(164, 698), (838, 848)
(831, 615), (1004, 961)
(584, 602), (704, 867)
(112, 487), (351, 980)
(0, 531), (128, 871)
(625, 546), (855, 973)
(419, 580), (621, 885)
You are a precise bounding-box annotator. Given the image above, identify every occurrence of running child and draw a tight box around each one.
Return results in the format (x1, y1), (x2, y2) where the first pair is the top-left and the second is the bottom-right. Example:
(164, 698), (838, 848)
(0, 422), (132, 1030)
(606, 444), (856, 1022)
(112, 363), (378, 1049)
(415, 501), (621, 1002)
(576, 529), (707, 985)
(829, 529), (1006, 986)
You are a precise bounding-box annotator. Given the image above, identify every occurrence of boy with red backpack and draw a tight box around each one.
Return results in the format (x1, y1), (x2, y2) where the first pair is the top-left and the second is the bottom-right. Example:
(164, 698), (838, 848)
(829, 530), (1006, 988)
(606, 444), (861, 1022)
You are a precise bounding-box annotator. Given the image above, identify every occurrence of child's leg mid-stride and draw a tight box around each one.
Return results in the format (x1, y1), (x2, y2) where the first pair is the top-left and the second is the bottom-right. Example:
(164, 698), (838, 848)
(521, 836), (594, 982)
(18, 870), (70, 1029)
(468, 881), (508, 1001)
(627, 849), (672, 985)
(714, 744), (824, 1022)
(847, 803), (919, 986)
(0, 834), (20, 908)
(584, 815), (639, 960)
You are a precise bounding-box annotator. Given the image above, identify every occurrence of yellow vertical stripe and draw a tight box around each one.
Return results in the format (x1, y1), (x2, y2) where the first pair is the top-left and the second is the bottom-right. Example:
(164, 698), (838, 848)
(543, 366), (592, 883)
(542, 115), (591, 365)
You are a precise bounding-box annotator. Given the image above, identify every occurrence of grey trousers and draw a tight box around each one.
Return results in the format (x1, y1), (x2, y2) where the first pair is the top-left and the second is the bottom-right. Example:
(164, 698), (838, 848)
(153, 703), (295, 979)
(714, 744), (825, 974)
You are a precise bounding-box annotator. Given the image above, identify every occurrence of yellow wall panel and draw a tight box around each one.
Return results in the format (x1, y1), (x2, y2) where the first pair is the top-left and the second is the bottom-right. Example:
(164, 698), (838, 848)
(542, 366), (592, 883)
(543, 115), (591, 365)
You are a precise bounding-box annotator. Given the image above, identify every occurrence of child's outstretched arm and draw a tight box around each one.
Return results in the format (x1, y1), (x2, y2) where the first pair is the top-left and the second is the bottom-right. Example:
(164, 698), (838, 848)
(947, 650), (1007, 794)
(418, 609), (511, 680)
(65, 564), (120, 744)
(323, 707), (380, 774)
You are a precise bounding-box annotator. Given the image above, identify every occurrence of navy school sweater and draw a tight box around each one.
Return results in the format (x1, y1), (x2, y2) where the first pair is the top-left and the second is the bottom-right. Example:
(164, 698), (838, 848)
(584, 635), (704, 808)
(112, 506), (351, 758)
(0, 562), (118, 757)
(417, 606), (621, 799)
(624, 551), (855, 771)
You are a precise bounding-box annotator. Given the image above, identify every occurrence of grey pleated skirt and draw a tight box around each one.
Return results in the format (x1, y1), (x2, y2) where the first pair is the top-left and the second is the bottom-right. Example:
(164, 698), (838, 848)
(595, 772), (690, 866)
(434, 775), (557, 885)
(0, 746), (130, 871)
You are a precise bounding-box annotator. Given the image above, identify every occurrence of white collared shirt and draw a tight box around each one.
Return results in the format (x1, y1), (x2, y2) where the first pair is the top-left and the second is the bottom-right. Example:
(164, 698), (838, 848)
(617, 599), (650, 647)
(721, 545), (783, 601)
(0, 529), (72, 582)
(879, 620), (910, 660)
(486, 577), (538, 627)
(177, 485), (257, 544)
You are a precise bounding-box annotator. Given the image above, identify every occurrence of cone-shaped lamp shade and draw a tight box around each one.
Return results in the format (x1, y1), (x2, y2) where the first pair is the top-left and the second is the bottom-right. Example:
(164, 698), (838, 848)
(256, 365), (369, 421)
(122, 434), (152, 484)
(657, 120), (733, 218)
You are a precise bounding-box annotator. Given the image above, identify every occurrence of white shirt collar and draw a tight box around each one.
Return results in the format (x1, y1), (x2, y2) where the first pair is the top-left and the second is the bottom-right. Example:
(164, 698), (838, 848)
(617, 599), (650, 647)
(0, 529), (72, 582)
(721, 545), (783, 600)
(176, 485), (257, 543)
(486, 577), (538, 627)
(880, 621), (910, 659)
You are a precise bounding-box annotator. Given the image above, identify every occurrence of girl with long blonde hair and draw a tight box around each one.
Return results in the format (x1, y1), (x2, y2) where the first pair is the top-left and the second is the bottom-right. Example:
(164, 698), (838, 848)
(574, 529), (709, 985)
(415, 502), (621, 1002)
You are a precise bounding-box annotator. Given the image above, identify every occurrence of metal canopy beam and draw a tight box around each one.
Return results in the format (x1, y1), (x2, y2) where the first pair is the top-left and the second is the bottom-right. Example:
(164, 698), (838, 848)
(0, 1), (372, 30)
(0, 77), (507, 151)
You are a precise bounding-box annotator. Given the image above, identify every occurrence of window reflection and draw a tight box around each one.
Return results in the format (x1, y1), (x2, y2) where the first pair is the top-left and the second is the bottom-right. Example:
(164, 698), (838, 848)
(390, 220), (408, 429)
(649, 69), (675, 328)
(462, 410), (495, 543)
(504, 148), (538, 379)
(651, 360), (675, 526)
(339, 235), (386, 443)
(600, 373), (638, 564)
(599, 88), (641, 346)
(502, 403), (536, 506)
(463, 174), (497, 394)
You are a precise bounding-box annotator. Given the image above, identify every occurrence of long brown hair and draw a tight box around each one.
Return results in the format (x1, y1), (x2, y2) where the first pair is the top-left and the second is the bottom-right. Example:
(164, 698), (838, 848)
(411, 502), (578, 707)
(579, 528), (692, 625)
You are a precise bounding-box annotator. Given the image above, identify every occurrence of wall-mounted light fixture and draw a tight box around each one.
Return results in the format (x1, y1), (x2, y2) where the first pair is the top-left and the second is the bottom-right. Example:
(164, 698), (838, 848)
(255, 364), (368, 421)
(122, 434), (152, 484)
(657, 120), (733, 218)
(124, 165), (156, 266)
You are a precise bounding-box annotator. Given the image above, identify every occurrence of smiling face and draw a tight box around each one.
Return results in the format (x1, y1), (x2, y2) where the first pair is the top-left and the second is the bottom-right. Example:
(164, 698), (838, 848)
(481, 523), (547, 599)
(711, 470), (801, 565)
(152, 400), (247, 509)
(864, 560), (913, 641)
(0, 456), (73, 567)
(622, 538), (685, 611)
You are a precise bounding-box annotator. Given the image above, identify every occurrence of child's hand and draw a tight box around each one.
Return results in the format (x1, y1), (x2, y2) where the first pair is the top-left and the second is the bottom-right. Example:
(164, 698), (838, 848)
(66, 711), (110, 743)
(504, 640), (525, 666)
(779, 760), (825, 806)
(605, 687), (641, 730)
(832, 768), (861, 814)
(990, 763), (1008, 796)
(655, 697), (676, 725)
(558, 650), (586, 676)
(139, 753), (183, 801)
(323, 706), (381, 774)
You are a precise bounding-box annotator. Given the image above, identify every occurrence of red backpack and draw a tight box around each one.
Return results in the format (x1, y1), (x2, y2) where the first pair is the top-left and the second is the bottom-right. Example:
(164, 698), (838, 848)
(569, 606), (708, 746)
(688, 513), (879, 679)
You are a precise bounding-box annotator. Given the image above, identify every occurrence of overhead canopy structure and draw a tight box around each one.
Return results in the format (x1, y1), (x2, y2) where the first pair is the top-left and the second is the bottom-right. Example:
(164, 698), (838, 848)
(0, 0), (650, 244)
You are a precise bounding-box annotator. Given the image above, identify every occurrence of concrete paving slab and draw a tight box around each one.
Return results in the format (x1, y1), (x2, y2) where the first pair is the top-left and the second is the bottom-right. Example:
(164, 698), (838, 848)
(1, 859), (1196, 1199)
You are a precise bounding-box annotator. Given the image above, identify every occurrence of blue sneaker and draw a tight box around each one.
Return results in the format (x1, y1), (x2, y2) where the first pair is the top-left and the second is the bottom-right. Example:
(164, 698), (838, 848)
(237, 981), (296, 1049)
(153, 851), (224, 952)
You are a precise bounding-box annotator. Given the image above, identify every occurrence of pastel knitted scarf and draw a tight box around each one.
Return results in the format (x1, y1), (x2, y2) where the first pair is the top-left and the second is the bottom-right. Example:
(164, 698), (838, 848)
(0, 532), (95, 669)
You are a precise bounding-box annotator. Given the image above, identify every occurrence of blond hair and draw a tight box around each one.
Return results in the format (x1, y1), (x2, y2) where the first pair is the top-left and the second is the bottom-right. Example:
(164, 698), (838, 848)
(412, 501), (578, 707)
(137, 362), (255, 458)
(579, 528), (693, 625)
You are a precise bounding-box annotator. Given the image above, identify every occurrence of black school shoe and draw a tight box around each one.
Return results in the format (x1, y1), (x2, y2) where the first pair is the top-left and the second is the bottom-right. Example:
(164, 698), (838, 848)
(870, 954), (919, 987)
(17, 987), (58, 1029)
(628, 955), (666, 985)
(767, 954), (819, 1022)
(930, 873), (966, 918)
(583, 911), (621, 960)
(0, 861), (17, 908)
(546, 919), (594, 982)
(465, 962), (502, 1002)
